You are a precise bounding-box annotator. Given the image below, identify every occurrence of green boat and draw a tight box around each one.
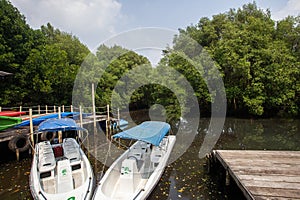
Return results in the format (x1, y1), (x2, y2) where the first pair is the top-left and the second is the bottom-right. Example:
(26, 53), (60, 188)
(0, 116), (22, 131)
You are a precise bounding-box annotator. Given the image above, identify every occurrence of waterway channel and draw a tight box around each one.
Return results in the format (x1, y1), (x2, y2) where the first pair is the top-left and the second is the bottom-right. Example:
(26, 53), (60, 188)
(0, 117), (299, 199)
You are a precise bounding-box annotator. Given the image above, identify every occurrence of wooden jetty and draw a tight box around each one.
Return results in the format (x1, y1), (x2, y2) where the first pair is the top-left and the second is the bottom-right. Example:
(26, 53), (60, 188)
(0, 104), (120, 158)
(211, 150), (300, 200)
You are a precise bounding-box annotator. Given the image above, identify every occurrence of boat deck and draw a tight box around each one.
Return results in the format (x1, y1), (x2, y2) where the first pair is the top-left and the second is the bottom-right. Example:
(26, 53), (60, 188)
(212, 150), (300, 199)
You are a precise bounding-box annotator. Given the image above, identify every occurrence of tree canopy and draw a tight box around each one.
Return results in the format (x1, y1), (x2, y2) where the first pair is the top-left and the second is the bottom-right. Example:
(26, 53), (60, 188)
(174, 2), (299, 117)
(0, 1), (299, 118)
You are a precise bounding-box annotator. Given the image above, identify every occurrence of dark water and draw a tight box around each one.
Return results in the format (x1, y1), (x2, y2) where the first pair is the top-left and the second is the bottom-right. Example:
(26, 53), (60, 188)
(0, 118), (299, 199)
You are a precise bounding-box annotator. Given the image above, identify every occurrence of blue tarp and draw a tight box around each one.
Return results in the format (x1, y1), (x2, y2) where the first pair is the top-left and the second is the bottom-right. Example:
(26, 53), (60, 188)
(15, 112), (89, 127)
(113, 121), (170, 146)
(38, 118), (86, 132)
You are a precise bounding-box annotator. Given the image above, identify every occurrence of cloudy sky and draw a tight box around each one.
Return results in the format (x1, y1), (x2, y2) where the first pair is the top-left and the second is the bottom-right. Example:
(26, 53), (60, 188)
(10, 0), (300, 51)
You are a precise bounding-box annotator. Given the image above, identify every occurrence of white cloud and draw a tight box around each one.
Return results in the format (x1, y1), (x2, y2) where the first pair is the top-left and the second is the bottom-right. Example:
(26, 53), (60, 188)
(10, 0), (123, 49)
(273, 0), (300, 20)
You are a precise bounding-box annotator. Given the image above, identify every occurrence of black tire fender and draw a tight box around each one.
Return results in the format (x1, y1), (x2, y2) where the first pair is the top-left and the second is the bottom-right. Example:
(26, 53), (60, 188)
(41, 132), (56, 141)
(8, 134), (30, 152)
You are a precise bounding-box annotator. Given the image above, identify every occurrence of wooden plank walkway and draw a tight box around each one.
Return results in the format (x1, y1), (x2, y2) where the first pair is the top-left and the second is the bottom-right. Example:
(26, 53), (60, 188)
(213, 150), (300, 200)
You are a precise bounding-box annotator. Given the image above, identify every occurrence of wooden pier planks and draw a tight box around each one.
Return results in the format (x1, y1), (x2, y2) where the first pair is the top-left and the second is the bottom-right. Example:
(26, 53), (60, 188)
(213, 150), (300, 200)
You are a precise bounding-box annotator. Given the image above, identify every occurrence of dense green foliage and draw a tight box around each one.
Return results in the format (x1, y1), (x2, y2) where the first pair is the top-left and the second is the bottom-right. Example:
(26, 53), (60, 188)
(171, 3), (300, 117)
(0, 1), (299, 118)
(0, 0), (90, 106)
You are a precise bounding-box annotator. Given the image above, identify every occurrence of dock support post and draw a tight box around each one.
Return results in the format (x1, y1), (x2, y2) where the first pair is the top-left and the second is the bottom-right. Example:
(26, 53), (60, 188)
(54, 105), (56, 113)
(16, 148), (20, 162)
(58, 107), (62, 143)
(62, 105), (65, 113)
(70, 105), (73, 112)
(206, 154), (211, 173)
(92, 83), (96, 129)
(79, 106), (83, 138)
(225, 169), (230, 186)
(106, 104), (110, 138)
(117, 108), (120, 129)
(91, 83), (96, 160)
(19, 106), (22, 112)
(29, 108), (34, 154)
(79, 106), (82, 126)
(0, 106), (1, 112)
(38, 105), (40, 115)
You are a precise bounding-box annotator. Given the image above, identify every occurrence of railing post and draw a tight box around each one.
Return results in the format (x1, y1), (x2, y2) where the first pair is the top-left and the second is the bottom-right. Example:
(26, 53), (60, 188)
(58, 107), (62, 143)
(29, 108), (34, 153)
(117, 108), (120, 128)
(92, 83), (96, 128)
(79, 105), (84, 148)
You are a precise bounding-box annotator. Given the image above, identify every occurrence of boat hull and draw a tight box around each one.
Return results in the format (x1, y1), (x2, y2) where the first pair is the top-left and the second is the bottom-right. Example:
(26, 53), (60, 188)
(30, 140), (95, 200)
(93, 135), (176, 200)
(0, 111), (26, 117)
(0, 116), (21, 131)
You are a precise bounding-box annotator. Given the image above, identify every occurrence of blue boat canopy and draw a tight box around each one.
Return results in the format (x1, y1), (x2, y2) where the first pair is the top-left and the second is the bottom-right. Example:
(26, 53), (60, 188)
(38, 118), (86, 132)
(15, 112), (90, 127)
(113, 121), (170, 146)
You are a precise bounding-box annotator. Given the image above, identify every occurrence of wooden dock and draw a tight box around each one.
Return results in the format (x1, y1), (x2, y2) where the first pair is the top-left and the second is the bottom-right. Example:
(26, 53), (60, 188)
(212, 150), (300, 200)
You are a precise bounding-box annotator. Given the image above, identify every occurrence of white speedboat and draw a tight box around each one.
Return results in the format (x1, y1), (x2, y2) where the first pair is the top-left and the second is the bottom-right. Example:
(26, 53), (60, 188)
(30, 118), (95, 200)
(93, 121), (176, 200)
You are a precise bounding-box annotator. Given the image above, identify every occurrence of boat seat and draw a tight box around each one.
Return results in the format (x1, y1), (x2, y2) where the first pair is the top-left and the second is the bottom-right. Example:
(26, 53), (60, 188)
(63, 138), (81, 165)
(57, 159), (74, 193)
(38, 141), (55, 173)
(119, 158), (141, 193)
(133, 142), (150, 153)
(128, 150), (142, 160)
(150, 146), (162, 164)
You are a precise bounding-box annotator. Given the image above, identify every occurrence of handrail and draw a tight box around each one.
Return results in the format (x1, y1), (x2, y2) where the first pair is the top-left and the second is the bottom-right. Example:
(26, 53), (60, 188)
(84, 177), (93, 200)
(133, 189), (145, 200)
(38, 191), (47, 200)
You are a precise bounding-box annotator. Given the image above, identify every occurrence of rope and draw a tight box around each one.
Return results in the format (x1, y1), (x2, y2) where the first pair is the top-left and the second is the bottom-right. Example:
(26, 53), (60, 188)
(99, 138), (113, 181)
(28, 136), (36, 154)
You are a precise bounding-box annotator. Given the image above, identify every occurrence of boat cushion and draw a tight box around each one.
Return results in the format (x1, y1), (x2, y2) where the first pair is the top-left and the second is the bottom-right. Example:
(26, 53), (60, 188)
(57, 159), (74, 193)
(150, 146), (162, 163)
(53, 145), (63, 158)
(38, 141), (56, 173)
(63, 138), (81, 165)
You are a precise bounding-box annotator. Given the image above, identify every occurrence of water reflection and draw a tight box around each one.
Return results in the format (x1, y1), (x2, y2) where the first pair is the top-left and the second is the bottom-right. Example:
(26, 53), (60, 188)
(0, 118), (299, 199)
